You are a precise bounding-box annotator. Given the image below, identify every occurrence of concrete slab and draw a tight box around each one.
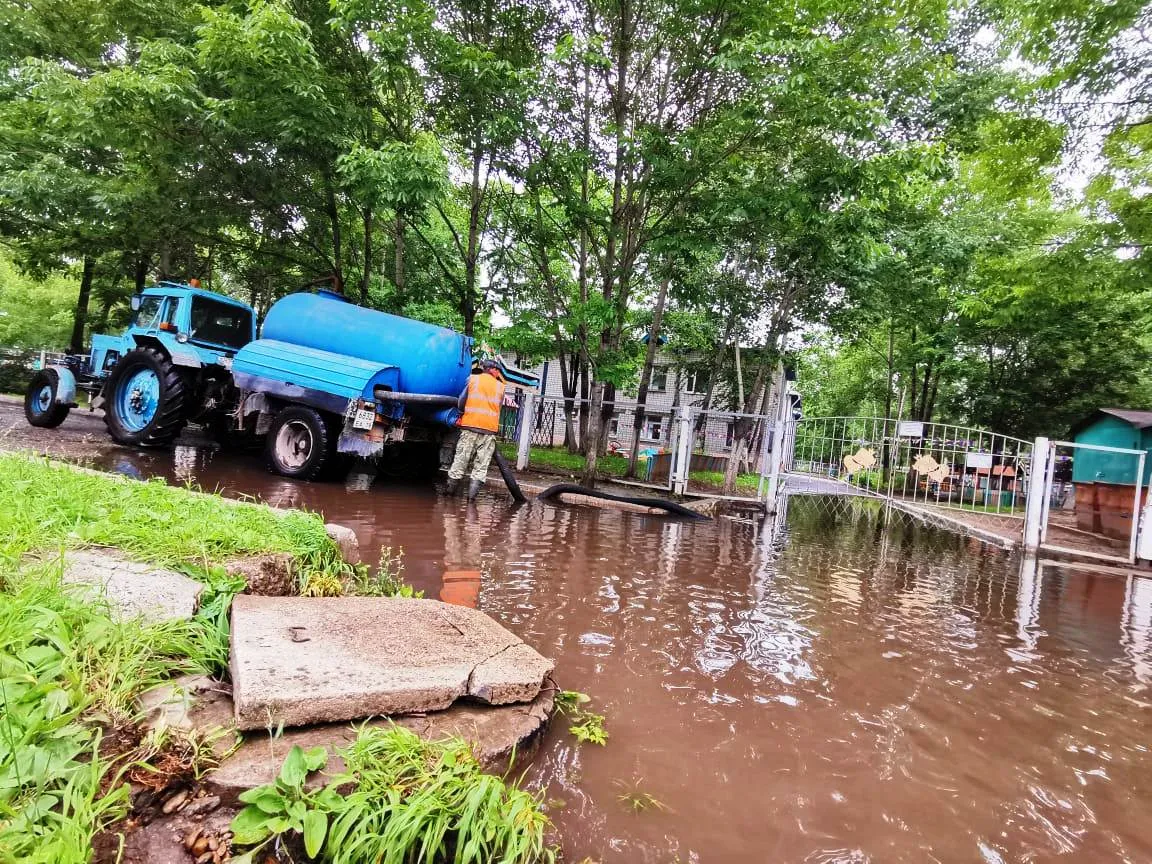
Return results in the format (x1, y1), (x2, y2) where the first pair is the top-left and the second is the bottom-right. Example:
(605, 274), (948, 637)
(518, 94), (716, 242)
(62, 550), (203, 625)
(229, 595), (553, 730)
(206, 689), (554, 804)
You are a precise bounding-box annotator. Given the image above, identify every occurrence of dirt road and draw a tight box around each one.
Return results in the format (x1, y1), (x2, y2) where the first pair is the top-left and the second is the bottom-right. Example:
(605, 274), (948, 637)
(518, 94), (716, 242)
(0, 394), (115, 461)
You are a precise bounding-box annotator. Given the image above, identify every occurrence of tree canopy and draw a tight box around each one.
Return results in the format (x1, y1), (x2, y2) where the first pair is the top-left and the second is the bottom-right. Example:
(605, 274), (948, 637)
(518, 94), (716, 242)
(1, 0), (1150, 457)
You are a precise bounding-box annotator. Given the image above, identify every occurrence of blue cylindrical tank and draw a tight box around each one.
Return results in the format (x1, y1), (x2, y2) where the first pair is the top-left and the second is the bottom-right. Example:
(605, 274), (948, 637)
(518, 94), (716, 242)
(260, 291), (472, 398)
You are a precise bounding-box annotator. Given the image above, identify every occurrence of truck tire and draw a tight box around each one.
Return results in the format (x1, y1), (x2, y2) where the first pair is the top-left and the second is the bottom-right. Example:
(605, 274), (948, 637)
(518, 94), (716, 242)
(265, 406), (333, 480)
(24, 369), (71, 428)
(103, 347), (188, 447)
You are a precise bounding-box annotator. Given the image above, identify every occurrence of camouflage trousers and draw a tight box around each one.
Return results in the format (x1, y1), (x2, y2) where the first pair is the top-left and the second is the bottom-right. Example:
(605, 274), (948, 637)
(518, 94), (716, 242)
(448, 429), (496, 483)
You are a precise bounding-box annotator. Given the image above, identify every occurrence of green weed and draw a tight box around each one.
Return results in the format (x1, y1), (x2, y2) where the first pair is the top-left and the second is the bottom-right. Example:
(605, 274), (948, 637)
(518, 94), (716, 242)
(302, 546), (423, 598)
(230, 744), (337, 862)
(554, 691), (608, 746)
(613, 780), (668, 814)
(230, 726), (557, 864)
(687, 469), (761, 492)
(497, 443), (629, 479)
(348, 546), (422, 598)
(0, 454), (351, 587)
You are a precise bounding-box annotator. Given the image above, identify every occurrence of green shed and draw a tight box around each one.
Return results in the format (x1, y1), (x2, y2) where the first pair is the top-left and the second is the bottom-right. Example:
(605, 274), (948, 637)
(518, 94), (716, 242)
(1068, 408), (1152, 539)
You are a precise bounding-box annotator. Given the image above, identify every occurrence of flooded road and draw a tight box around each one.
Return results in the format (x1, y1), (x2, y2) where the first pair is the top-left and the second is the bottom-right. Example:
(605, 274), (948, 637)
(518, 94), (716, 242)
(67, 440), (1152, 861)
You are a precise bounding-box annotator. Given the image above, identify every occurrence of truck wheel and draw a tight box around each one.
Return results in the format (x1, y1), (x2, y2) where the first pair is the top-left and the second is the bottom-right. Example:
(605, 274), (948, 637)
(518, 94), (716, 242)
(24, 369), (71, 428)
(265, 406), (333, 480)
(103, 347), (188, 447)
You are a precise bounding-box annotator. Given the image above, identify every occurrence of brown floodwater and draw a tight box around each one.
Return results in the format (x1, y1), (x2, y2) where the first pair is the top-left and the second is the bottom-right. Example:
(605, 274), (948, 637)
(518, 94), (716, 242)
(91, 444), (1152, 863)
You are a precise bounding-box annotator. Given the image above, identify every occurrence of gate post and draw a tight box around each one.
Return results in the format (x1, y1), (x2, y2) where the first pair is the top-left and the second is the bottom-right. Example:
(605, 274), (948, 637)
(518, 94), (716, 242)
(1023, 436), (1049, 551)
(516, 391), (535, 471)
(670, 406), (693, 496)
(763, 367), (791, 512)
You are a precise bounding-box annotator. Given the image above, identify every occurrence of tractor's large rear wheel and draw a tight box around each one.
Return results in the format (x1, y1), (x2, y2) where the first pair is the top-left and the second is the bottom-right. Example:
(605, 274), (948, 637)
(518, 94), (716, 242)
(103, 347), (188, 447)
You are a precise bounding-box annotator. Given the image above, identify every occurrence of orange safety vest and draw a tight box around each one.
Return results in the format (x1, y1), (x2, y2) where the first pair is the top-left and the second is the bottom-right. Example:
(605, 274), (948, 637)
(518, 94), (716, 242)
(459, 372), (505, 433)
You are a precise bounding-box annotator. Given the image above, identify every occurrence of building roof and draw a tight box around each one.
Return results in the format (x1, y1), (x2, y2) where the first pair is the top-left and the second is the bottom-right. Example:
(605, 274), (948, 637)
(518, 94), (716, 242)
(1070, 408), (1152, 437)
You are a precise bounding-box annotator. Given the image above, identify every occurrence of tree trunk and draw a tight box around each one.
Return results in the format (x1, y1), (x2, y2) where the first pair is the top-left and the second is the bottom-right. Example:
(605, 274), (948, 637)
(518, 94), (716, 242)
(462, 149), (484, 337)
(925, 372), (940, 422)
(722, 360), (769, 494)
(881, 317), (895, 483)
(582, 378), (606, 485)
(598, 383), (616, 456)
(917, 357), (933, 421)
(134, 256), (148, 294)
(394, 212), (406, 294)
(324, 172), (343, 293)
(562, 351), (579, 453)
(695, 313), (736, 436)
(748, 374), (774, 468)
(69, 256), (95, 355)
(583, 0), (635, 488)
(626, 274), (671, 478)
(578, 359), (590, 453)
(361, 208), (373, 305)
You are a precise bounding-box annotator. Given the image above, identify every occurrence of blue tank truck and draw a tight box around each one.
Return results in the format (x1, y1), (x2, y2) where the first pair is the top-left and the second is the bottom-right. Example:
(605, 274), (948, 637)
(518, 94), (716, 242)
(24, 282), (536, 480)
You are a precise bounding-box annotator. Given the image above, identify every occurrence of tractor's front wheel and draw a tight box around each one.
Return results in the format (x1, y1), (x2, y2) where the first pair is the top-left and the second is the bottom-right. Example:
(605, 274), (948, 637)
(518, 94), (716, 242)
(103, 347), (188, 447)
(24, 369), (71, 428)
(264, 406), (334, 480)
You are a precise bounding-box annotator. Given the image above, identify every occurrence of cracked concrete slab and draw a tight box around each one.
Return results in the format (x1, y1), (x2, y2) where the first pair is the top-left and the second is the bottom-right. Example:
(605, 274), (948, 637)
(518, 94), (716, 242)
(206, 689), (555, 803)
(62, 550), (203, 624)
(229, 595), (553, 730)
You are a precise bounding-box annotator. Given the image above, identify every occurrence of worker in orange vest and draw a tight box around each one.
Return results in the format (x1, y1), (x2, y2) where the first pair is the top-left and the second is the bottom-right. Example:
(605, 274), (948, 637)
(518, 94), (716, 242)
(447, 359), (507, 499)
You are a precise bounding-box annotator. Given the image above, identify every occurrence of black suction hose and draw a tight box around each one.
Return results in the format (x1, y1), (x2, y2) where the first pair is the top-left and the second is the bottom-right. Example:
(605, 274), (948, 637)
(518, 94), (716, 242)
(492, 450), (527, 503)
(536, 483), (709, 520)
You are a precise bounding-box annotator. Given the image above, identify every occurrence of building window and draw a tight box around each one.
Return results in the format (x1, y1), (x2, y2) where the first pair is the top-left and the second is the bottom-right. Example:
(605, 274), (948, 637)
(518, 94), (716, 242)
(608, 418), (620, 436)
(725, 422), (735, 448)
(643, 418), (664, 441)
(686, 368), (710, 394)
(650, 366), (668, 392)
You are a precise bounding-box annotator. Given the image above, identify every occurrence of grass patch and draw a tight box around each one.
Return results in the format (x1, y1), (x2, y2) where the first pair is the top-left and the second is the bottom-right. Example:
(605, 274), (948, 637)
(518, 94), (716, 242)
(687, 469), (761, 493)
(0, 453), (350, 582)
(231, 728), (556, 864)
(497, 443), (629, 479)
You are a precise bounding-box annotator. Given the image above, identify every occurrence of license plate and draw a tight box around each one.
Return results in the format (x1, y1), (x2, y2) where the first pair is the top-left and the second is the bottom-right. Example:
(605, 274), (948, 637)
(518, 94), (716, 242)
(352, 408), (376, 430)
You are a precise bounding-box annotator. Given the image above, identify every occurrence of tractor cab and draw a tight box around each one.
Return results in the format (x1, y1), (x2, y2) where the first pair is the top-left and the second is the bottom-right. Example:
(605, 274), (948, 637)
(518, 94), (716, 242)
(25, 281), (257, 447)
(89, 283), (256, 379)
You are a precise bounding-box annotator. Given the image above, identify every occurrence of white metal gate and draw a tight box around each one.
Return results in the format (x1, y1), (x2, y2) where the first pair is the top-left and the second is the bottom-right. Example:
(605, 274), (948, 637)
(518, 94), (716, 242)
(778, 416), (1034, 544)
(1037, 440), (1146, 564)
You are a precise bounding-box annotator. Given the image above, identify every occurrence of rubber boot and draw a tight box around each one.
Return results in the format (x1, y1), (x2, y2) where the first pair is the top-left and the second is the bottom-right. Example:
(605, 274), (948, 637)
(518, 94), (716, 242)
(467, 478), (483, 500)
(446, 477), (460, 495)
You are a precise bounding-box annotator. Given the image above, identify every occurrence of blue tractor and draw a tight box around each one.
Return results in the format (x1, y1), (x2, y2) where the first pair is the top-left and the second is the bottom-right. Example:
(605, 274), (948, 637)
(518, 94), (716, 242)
(25, 282), (255, 447)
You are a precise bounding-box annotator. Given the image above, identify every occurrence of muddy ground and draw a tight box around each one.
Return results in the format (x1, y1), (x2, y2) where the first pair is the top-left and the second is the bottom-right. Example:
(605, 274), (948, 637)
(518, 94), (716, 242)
(0, 393), (115, 461)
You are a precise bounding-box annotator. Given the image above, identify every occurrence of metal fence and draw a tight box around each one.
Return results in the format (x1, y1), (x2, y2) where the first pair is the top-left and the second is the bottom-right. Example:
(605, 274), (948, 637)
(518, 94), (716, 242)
(504, 391), (1152, 565)
(504, 392), (787, 498)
